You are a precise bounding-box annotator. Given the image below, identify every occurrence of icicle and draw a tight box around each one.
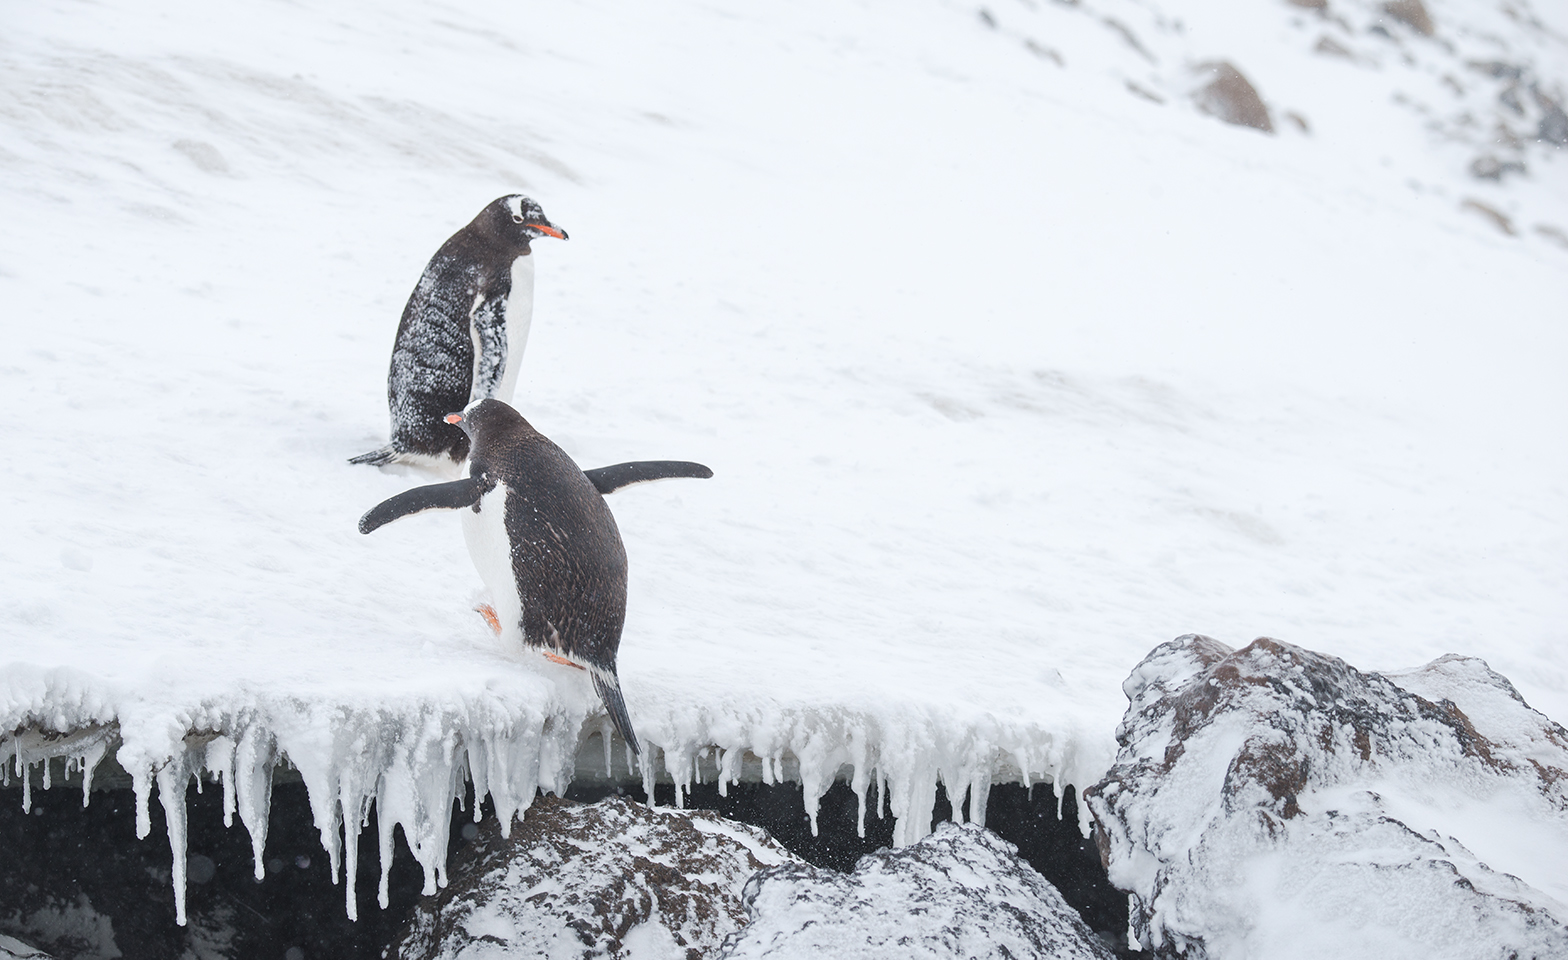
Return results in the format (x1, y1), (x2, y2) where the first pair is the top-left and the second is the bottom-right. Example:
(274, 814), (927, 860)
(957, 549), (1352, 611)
(848, 729), (870, 839)
(21, 755), (31, 814)
(234, 728), (275, 881)
(377, 795), (395, 910)
(156, 759), (191, 927)
(641, 745), (656, 806)
(970, 768), (992, 828)
(601, 724), (614, 779)
(205, 737), (236, 828)
(892, 765), (940, 847)
(466, 743), (488, 824)
(79, 738), (107, 808)
(798, 750), (831, 840)
(42, 756), (52, 790)
(340, 767), (362, 922)
(310, 773), (345, 888)
(132, 764), (154, 840)
(662, 747), (693, 810)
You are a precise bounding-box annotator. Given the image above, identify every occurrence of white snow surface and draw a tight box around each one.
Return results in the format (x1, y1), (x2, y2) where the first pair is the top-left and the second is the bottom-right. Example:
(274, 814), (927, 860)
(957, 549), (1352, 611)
(2, 0), (1566, 926)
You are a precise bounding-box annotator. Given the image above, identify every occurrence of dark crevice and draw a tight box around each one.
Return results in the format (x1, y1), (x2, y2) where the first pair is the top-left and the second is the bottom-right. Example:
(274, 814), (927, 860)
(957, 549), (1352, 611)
(1, 776), (1125, 959)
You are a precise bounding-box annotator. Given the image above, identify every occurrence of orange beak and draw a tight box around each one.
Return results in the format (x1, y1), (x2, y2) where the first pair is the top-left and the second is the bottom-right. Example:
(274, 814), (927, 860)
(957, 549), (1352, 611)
(445, 413), (464, 425)
(526, 222), (567, 240)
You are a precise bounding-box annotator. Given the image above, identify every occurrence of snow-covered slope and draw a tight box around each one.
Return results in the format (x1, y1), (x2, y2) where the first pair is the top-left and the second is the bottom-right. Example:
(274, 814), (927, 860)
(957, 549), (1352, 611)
(2, 0), (1565, 923)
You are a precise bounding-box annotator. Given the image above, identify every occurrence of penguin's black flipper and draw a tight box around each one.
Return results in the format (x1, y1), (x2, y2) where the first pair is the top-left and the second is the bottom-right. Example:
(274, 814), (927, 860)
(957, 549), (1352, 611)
(589, 666), (641, 758)
(359, 477), (491, 534)
(583, 461), (714, 495)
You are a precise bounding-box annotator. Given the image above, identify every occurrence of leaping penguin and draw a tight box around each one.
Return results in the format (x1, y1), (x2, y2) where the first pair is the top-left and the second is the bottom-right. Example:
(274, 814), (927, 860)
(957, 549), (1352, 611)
(351, 195), (567, 473)
(358, 398), (714, 757)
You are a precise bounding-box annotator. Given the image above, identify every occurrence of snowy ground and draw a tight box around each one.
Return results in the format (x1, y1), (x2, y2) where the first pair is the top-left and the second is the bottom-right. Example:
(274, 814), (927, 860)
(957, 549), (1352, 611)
(3, 0), (1566, 921)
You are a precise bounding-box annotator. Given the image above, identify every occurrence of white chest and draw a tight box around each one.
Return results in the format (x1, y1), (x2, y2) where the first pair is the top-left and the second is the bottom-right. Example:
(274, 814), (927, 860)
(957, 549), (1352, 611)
(497, 255), (535, 404)
(461, 484), (523, 647)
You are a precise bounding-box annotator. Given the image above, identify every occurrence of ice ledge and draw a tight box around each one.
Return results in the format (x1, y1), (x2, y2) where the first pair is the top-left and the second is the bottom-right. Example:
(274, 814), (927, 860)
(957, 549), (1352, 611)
(2, 668), (1106, 927)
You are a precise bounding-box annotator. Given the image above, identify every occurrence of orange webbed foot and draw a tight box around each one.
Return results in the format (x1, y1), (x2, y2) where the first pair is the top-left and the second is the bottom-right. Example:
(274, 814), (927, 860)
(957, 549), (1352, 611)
(542, 651), (587, 671)
(474, 603), (501, 636)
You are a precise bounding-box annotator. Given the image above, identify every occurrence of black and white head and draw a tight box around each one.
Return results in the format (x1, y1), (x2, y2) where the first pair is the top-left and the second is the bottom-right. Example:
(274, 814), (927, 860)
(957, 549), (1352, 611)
(444, 397), (527, 447)
(475, 194), (568, 254)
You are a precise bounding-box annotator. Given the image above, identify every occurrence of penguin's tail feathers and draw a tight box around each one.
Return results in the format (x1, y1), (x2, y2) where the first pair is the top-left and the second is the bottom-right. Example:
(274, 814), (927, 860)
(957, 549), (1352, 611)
(589, 666), (641, 759)
(348, 445), (399, 467)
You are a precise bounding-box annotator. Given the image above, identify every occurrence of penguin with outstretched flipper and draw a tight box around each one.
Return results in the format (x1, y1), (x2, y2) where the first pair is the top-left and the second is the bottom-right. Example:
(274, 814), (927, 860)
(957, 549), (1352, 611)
(359, 398), (712, 757)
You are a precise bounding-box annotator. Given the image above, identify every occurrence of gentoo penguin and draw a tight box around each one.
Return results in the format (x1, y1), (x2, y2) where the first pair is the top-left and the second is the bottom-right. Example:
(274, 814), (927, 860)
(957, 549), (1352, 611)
(358, 398), (714, 756)
(351, 195), (567, 472)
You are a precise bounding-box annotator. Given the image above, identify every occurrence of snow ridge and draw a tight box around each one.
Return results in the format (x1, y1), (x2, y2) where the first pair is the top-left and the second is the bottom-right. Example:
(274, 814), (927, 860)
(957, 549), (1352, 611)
(2, 675), (1100, 925)
(3, 672), (599, 926)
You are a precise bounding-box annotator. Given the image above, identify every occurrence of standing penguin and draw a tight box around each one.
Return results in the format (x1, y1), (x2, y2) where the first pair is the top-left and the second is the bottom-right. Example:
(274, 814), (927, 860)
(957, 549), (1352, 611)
(358, 398), (715, 757)
(351, 195), (567, 472)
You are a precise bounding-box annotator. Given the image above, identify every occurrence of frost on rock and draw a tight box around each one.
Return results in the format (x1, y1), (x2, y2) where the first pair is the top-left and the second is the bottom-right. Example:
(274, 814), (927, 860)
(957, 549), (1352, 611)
(1085, 635), (1568, 960)
(0, 935), (54, 960)
(718, 821), (1117, 960)
(392, 795), (800, 959)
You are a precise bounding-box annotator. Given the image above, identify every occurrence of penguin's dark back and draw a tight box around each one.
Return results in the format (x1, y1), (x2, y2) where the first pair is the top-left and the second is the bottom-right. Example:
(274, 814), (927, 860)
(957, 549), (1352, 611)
(486, 427), (629, 666)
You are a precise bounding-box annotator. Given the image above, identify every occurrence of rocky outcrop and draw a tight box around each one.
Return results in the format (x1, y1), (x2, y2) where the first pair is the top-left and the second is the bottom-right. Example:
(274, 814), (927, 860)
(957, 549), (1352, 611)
(718, 821), (1117, 959)
(1086, 635), (1568, 959)
(1191, 62), (1273, 133)
(1381, 0), (1435, 37)
(392, 796), (800, 959)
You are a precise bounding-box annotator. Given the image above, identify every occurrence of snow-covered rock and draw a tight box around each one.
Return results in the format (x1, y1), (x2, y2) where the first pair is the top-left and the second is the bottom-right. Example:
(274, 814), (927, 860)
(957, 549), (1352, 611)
(0, 935), (54, 960)
(0, 897), (115, 960)
(718, 821), (1117, 960)
(1086, 635), (1568, 960)
(392, 796), (800, 959)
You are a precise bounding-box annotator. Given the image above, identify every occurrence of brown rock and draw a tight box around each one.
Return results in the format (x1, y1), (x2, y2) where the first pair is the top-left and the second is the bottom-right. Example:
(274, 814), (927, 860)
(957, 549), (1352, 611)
(1382, 0), (1435, 36)
(1192, 62), (1274, 133)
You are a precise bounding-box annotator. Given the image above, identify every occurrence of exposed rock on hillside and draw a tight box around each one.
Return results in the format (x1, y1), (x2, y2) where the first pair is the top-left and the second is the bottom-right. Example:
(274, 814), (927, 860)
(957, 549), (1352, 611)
(1381, 0), (1435, 37)
(974, 0), (1568, 207)
(1192, 62), (1274, 133)
(393, 796), (800, 960)
(718, 822), (1117, 960)
(1086, 635), (1568, 960)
